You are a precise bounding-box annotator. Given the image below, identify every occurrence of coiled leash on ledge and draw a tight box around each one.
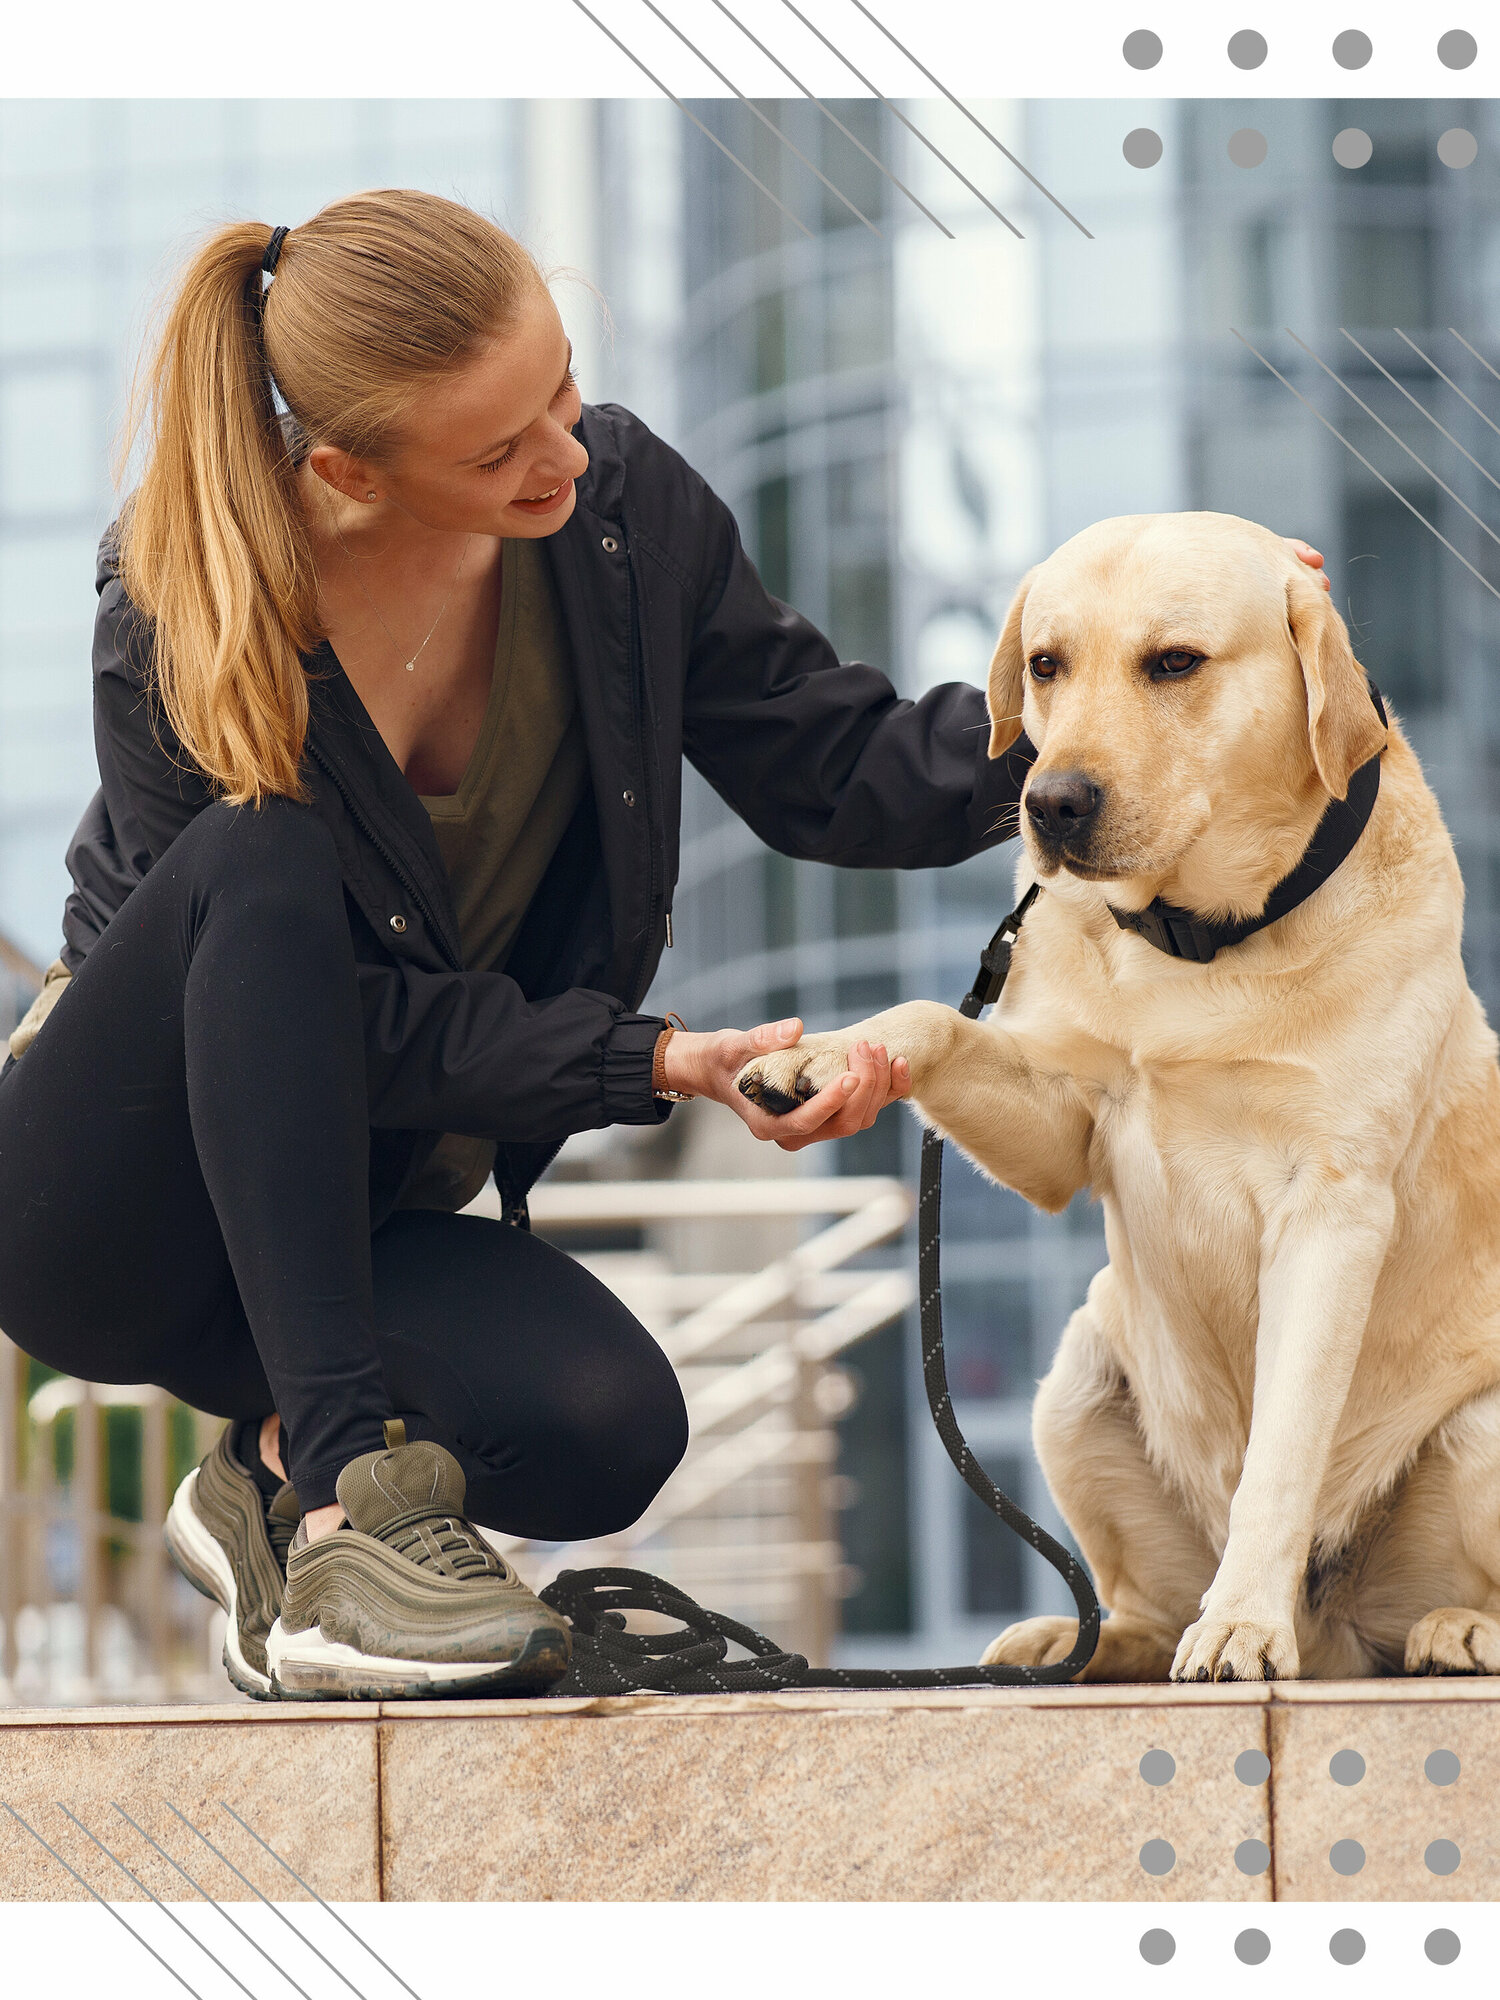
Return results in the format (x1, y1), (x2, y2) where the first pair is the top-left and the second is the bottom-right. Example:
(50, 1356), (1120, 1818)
(538, 885), (1102, 1696)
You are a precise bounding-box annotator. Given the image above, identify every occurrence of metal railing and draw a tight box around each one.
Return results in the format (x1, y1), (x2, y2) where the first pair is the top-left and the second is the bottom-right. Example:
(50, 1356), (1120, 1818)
(0, 1173), (913, 1702)
(0, 1354), (228, 1705)
(472, 1176), (915, 1666)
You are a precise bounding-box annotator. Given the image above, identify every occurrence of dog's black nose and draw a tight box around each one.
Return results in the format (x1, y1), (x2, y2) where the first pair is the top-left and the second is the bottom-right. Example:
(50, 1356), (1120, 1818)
(1025, 770), (1103, 847)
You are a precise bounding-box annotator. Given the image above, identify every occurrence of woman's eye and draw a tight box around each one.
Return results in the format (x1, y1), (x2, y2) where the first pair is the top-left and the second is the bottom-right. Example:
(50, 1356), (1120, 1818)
(1028, 656), (1057, 681)
(477, 369), (578, 476)
(1157, 649), (1200, 676)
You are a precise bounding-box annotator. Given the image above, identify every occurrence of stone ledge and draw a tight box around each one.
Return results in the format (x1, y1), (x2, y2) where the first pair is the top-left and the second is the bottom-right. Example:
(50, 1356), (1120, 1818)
(0, 1682), (1490, 1901)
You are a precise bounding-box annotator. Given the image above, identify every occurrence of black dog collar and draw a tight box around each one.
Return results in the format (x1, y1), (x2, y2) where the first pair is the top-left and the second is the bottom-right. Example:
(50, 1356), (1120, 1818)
(1103, 680), (1388, 963)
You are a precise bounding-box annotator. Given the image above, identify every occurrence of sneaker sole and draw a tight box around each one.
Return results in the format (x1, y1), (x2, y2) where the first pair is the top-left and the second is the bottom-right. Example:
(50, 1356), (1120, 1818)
(163, 1469), (277, 1701)
(265, 1614), (569, 1701)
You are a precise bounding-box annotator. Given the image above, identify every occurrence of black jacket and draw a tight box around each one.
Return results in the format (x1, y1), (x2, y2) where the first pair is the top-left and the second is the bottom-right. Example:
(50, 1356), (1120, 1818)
(59, 400), (1030, 1223)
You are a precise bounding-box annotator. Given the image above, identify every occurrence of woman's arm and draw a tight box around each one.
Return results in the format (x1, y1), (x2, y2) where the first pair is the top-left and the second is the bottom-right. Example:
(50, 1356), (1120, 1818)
(677, 465), (1332, 870)
(680, 484), (1031, 871)
(74, 555), (673, 1143)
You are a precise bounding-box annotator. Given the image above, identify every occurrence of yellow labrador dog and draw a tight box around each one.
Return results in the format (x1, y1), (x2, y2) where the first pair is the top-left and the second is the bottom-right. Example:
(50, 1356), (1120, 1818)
(738, 510), (1500, 1683)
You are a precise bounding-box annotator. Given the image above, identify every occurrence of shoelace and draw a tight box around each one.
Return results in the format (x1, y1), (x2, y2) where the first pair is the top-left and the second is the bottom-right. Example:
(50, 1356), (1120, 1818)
(375, 1511), (508, 1582)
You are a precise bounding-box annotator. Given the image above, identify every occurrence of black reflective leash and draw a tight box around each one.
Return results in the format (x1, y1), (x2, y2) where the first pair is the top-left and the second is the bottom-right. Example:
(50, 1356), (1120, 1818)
(540, 885), (1102, 1695)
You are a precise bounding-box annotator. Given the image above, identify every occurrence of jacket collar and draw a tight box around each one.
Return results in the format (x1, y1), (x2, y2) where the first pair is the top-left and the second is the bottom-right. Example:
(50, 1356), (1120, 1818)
(302, 402), (646, 991)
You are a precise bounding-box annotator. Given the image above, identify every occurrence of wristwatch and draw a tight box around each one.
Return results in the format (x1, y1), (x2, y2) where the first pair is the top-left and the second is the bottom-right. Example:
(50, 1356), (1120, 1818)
(652, 1012), (694, 1101)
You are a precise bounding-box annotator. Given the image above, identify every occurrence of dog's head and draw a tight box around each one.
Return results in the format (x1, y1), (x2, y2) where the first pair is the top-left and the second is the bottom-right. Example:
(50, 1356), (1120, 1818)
(986, 513), (1388, 918)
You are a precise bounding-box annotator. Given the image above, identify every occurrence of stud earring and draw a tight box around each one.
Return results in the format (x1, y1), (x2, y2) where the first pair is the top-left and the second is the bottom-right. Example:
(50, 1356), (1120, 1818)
(366, 490), (377, 501)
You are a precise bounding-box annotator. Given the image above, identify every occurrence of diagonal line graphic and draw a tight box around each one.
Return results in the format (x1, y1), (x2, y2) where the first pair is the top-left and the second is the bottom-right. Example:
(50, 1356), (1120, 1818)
(778, 0), (1024, 237)
(112, 1802), (315, 2000)
(847, 0), (1093, 237)
(570, 0), (813, 237)
(638, 0), (884, 237)
(57, 1805), (257, 2000)
(1283, 327), (1500, 555)
(1, 1802), (204, 1999)
(221, 1802), (424, 2000)
(1337, 328), (1500, 499)
(708, 0), (954, 236)
(164, 1801), (373, 2000)
(1448, 325), (1500, 391)
(1393, 327), (1500, 444)
(1231, 327), (1500, 604)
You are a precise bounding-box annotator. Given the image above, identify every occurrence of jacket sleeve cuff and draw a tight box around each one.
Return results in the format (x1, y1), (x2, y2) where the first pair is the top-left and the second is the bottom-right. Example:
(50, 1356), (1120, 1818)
(601, 1012), (674, 1125)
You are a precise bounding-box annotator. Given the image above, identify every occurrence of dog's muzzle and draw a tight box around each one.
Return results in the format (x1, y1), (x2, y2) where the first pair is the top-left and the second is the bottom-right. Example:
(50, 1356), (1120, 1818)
(1025, 769), (1104, 858)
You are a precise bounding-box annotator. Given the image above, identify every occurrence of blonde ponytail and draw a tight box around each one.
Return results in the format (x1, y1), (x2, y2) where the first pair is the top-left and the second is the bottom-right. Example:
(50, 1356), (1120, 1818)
(115, 191), (550, 805)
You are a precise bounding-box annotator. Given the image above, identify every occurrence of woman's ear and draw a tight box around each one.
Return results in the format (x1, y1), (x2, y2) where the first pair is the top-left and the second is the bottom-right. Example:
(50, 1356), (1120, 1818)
(306, 442), (375, 505)
(1285, 567), (1388, 798)
(986, 565), (1038, 758)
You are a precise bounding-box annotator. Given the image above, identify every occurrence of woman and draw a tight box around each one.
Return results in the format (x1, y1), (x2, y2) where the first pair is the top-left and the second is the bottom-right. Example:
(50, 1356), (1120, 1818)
(0, 190), (1330, 1701)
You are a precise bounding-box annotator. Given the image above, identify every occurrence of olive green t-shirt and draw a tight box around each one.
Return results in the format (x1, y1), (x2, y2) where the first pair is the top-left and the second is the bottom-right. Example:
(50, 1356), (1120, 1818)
(400, 534), (589, 1212)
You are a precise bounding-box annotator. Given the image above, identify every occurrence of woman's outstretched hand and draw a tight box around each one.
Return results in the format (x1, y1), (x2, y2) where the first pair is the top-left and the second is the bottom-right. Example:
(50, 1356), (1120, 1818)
(663, 1018), (911, 1152)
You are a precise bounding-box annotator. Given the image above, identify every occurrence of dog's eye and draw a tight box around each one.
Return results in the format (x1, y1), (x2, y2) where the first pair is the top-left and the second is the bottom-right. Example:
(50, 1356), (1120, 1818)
(1028, 655), (1058, 681)
(1154, 649), (1201, 678)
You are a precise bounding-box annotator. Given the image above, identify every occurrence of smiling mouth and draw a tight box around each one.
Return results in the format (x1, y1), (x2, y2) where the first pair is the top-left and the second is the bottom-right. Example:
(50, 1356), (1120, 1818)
(521, 484), (561, 501)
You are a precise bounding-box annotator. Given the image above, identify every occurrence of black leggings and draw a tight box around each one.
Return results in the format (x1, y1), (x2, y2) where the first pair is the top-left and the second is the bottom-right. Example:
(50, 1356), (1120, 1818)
(0, 798), (687, 1526)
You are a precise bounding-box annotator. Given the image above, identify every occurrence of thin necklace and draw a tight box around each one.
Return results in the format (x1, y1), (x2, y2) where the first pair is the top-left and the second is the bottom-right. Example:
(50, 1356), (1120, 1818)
(330, 513), (474, 674)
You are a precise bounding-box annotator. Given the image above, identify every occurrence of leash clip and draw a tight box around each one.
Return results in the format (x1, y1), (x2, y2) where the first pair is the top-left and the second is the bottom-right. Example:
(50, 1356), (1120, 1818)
(961, 881), (1041, 1019)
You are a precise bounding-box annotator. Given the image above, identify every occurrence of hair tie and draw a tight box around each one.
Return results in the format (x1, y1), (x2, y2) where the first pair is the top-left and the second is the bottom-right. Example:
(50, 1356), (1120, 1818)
(262, 226), (290, 277)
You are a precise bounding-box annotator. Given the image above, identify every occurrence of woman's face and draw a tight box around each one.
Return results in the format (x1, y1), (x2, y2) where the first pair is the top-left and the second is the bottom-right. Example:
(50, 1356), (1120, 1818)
(311, 286), (591, 539)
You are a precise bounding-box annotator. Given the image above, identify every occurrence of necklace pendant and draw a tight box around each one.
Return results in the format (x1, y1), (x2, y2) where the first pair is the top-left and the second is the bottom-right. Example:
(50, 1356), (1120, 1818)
(404, 661), (416, 673)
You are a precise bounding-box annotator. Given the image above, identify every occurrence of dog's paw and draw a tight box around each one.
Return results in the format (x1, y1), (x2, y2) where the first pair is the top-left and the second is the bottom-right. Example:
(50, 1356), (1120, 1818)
(980, 1615), (1081, 1671)
(1171, 1614), (1299, 1683)
(1405, 1607), (1500, 1675)
(736, 1035), (854, 1116)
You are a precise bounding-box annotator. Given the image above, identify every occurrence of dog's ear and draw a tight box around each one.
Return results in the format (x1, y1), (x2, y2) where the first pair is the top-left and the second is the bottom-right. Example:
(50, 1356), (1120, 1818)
(1285, 567), (1387, 798)
(986, 565), (1039, 758)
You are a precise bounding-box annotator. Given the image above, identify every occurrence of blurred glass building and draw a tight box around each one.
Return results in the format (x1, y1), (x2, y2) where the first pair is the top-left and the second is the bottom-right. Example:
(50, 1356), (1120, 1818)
(1, 93), (1498, 1667)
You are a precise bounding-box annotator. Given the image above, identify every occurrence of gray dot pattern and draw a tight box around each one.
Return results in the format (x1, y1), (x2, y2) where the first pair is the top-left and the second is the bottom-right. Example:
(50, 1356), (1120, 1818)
(1123, 29), (1163, 70)
(1139, 1928), (1176, 1965)
(1330, 1839), (1366, 1876)
(1139, 1838), (1176, 1876)
(1124, 128), (1164, 169)
(1426, 1838), (1461, 1876)
(1228, 29), (1268, 68)
(1236, 1929), (1272, 1966)
(1426, 1929), (1462, 1965)
(1236, 1748), (1271, 1785)
(1139, 1749), (1176, 1785)
(1438, 29), (1477, 69)
(1330, 1749), (1366, 1785)
(1333, 128), (1373, 169)
(1426, 1749), (1461, 1785)
(1438, 128), (1478, 169)
(1330, 1929), (1366, 1965)
(1229, 128), (1268, 168)
(1236, 1838), (1271, 1876)
(1333, 29), (1372, 68)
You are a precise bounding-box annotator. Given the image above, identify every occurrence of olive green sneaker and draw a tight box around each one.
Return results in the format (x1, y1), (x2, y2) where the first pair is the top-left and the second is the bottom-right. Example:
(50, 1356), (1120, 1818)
(163, 1423), (302, 1700)
(264, 1423), (571, 1699)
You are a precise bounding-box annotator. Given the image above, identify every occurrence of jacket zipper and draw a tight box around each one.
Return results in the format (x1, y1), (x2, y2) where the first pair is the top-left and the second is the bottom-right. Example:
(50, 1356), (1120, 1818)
(512, 534), (655, 1227)
(307, 742), (462, 974)
(312, 738), (557, 1228)
(624, 535), (665, 1006)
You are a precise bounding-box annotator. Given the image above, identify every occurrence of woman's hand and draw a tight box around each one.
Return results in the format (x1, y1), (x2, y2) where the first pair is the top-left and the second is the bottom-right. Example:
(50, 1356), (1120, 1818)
(1286, 537), (1331, 592)
(663, 1018), (911, 1153)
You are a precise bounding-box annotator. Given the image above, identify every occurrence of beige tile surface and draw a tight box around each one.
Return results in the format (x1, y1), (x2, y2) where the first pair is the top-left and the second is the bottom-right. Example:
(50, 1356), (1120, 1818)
(0, 1720), (380, 1902)
(1271, 1701), (1498, 1900)
(379, 1703), (1274, 1901)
